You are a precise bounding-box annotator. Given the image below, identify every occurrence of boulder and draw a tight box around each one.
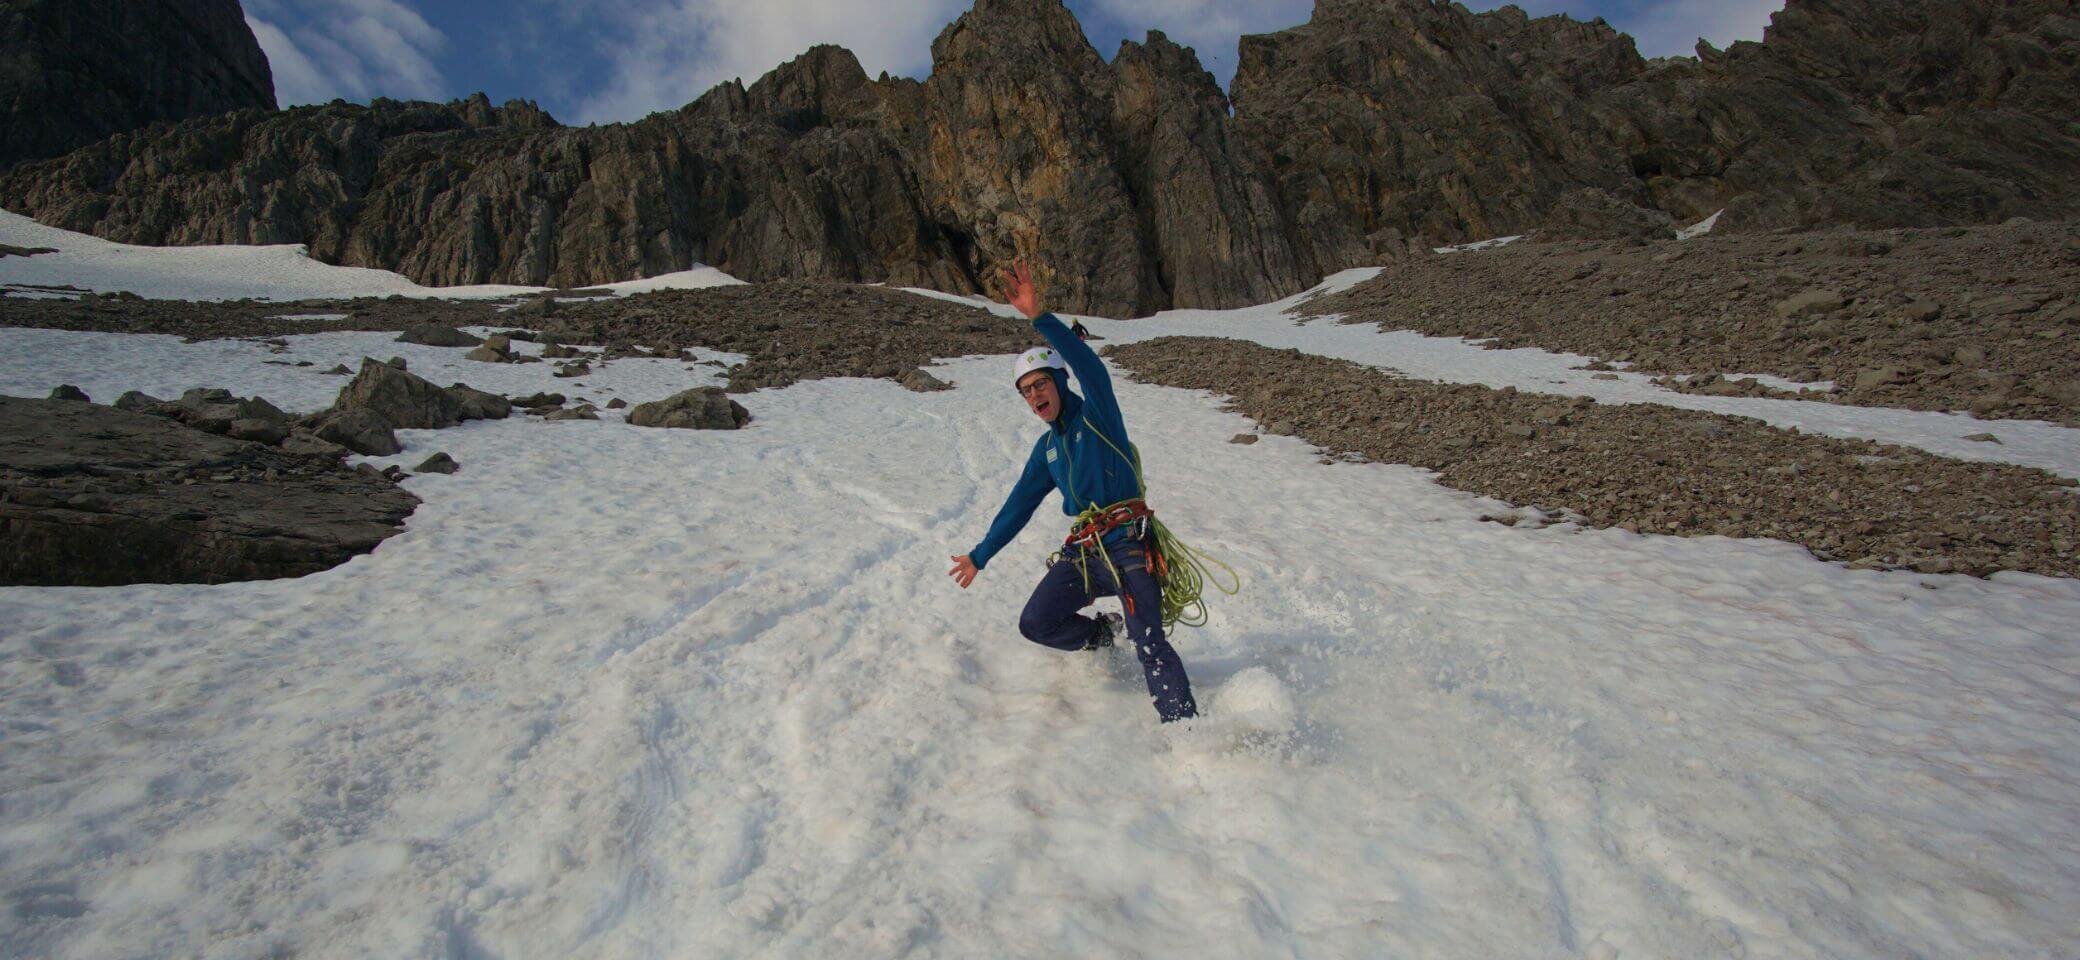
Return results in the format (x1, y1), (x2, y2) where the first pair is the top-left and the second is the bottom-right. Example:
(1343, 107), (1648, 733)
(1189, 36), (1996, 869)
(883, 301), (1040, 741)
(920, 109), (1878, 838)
(543, 404), (599, 422)
(627, 387), (752, 430)
(228, 418), (290, 444)
(414, 452), (459, 474)
(446, 384), (513, 421)
(510, 391), (566, 409)
(1775, 290), (1847, 318)
(396, 324), (483, 347)
(280, 428), (348, 458)
(311, 408), (402, 456)
(1853, 367), (1906, 391)
(335, 357), (463, 429)
(47, 384), (89, 402)
(901, 368), (951, 392)
(509, 297), (559, 318)
(464, 344), (511, 363)
(168, 389), (289, 437)
(113, 390), (164, 412)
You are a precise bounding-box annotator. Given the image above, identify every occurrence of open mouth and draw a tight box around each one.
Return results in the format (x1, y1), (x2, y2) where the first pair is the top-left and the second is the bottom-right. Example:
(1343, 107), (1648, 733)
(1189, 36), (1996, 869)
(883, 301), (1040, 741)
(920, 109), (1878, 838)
(1034, 399), (1053, 416)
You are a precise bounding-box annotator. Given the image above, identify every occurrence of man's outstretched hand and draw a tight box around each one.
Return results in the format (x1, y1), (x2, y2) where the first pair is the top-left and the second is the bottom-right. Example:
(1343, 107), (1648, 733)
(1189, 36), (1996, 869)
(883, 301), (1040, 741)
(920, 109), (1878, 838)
(999, 260), (1042, 320)
(949, 554), (979, 589)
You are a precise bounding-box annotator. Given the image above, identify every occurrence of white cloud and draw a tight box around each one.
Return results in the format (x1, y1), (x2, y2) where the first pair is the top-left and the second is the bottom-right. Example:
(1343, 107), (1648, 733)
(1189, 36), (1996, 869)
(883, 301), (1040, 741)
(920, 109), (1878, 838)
(247, 16), (333, 105)
(568, 0), (973, 125)
(245, 0), (450, 107)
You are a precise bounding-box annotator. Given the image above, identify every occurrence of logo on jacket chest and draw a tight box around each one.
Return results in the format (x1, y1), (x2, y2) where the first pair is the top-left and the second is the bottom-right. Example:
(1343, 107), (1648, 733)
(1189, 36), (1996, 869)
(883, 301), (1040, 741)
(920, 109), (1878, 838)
(1046, 446), (1058, 463)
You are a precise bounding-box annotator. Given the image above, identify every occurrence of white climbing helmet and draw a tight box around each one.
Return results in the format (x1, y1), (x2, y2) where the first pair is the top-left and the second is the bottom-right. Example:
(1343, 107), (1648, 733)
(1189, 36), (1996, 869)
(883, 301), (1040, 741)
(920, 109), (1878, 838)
(1012, 346), (1068, 388)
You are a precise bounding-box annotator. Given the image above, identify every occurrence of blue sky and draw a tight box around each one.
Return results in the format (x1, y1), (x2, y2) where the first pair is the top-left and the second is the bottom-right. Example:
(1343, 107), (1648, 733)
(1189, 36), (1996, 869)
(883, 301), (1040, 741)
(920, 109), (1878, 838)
(244, 0), (1785, 126)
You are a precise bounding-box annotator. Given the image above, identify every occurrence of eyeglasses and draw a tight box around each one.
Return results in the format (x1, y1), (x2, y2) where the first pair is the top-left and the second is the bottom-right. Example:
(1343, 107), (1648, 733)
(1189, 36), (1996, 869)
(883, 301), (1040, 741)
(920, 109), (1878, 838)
(1018, 379), (1053, 399)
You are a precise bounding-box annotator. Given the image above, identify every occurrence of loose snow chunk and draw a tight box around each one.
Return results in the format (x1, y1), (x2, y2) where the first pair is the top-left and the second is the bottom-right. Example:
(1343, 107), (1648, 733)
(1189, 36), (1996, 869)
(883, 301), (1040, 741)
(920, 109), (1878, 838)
(1677, 210), (1725, 240)
(1434, 235), (1524, 254)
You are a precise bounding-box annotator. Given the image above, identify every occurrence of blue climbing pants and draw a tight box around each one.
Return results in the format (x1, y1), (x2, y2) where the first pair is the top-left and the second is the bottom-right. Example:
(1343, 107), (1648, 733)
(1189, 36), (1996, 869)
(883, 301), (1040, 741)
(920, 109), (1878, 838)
(1018, 536), (1198, 722)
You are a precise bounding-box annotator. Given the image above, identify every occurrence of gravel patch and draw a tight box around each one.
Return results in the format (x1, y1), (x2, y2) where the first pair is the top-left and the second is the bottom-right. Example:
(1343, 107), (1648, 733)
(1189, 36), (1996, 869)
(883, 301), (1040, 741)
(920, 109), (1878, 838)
(0, 290), (504, 338)
(534, 281), (1032, 391)
(1300, 220), (2080, 426)
(1111, 337), (2080, 579)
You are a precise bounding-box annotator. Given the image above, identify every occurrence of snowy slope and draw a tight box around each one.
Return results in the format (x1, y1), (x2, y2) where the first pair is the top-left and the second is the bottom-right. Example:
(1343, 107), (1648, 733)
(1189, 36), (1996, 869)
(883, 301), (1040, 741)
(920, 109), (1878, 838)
(3, 229), (2078, 959)
(0, 210), (740, 302)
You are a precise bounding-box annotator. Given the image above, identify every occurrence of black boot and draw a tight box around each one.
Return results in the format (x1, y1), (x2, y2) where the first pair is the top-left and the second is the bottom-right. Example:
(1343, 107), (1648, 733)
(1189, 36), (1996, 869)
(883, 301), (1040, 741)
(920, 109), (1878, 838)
(1082, 612), (1122, 651)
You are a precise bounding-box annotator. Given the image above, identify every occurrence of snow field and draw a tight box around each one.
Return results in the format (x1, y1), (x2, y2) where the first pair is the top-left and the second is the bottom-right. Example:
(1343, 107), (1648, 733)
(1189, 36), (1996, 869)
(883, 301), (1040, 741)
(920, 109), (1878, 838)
(0, 210), (739, 302)
(3, 347), (2077, 958)
(2, 214), (2077, 957)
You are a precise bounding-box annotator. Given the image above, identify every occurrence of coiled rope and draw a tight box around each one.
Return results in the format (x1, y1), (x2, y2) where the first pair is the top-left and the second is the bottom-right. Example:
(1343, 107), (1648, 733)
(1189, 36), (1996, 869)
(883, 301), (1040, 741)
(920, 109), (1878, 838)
(1050, 416), (1240, 630)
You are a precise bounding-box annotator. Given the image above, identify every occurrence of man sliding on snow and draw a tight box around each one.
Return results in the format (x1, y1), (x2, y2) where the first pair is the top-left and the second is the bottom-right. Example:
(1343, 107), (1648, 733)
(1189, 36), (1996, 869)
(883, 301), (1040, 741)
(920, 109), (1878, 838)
(948, 262), (1198, 723)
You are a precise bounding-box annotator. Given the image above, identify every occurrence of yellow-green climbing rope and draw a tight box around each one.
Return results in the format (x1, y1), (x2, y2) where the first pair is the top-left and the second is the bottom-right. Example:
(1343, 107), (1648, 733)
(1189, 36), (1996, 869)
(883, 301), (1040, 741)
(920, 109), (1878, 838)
(1052, 417), (1241, 631)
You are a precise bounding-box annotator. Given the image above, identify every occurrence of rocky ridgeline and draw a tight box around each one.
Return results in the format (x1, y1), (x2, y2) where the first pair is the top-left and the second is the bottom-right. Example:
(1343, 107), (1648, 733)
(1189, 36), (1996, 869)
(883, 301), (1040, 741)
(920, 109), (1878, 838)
(0, 0), (275, 169)
(1110, 338), (2080, 579)
(3, 0), (2074, 317)
(1303, 220), (2080, 425)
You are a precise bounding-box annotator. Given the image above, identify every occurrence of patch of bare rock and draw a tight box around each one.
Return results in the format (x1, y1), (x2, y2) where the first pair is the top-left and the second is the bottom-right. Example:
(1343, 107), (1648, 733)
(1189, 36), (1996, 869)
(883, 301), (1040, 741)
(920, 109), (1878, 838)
(0, 396), (419, 586)
(1301, 220), (2080, 426)
(1110, 337), (2080, 579)
(530, 281), (1029, 391)
(0, 289), (506, 339)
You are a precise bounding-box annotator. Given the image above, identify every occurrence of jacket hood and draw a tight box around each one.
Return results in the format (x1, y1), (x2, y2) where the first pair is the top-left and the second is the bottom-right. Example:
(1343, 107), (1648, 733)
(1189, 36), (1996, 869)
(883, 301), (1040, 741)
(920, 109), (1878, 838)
(1045, 368), (1081, 433)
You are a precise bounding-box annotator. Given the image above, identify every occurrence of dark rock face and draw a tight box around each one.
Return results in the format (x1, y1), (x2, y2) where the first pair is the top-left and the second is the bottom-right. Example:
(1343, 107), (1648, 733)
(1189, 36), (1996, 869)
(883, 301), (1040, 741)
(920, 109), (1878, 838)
(2, 0), (2075, 315)
(1108, 31), (1305, 311)
(0, 397), (416, 586)
(0, 0), (275, 169)
(1232, 0), (2080, 260)
(1231, 0), (1648, 271)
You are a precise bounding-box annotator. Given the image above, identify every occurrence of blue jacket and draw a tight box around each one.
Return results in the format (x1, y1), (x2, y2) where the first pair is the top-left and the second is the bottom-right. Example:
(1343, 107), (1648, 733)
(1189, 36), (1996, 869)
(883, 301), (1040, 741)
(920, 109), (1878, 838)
(970, 313), (1142, 570)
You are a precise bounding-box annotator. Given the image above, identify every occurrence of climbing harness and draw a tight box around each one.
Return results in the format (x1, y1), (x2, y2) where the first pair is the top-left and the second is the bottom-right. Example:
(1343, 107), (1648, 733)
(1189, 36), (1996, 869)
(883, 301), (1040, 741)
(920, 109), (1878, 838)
(1046, 416), (1240, 630)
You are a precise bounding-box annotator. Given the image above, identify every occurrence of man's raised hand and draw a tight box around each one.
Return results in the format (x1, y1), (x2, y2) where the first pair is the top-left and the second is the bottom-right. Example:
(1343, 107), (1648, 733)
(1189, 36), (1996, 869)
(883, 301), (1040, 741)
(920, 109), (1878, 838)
(949, 554), (979, 589)
(999, 260), (1042, 320)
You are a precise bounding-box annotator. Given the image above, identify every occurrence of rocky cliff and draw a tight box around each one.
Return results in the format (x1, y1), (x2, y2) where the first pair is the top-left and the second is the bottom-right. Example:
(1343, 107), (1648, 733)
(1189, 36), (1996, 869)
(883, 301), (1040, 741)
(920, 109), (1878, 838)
(2, 0), (2075, 316)
(0, 0), (276, 169)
